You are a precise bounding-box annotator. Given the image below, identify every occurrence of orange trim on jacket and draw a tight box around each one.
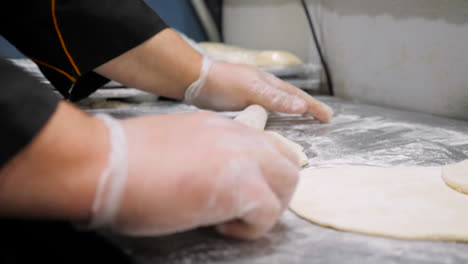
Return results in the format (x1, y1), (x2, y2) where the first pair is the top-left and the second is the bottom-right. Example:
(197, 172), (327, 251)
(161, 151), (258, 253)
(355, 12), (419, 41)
(51, 0), (82, 76)
(30, 57), (77, 82)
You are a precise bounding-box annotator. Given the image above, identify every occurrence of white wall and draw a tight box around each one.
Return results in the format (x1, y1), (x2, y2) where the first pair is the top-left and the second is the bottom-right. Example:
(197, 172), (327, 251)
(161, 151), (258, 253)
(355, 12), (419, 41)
(224, 0), (468, 120)
(223, 0), (319, 63)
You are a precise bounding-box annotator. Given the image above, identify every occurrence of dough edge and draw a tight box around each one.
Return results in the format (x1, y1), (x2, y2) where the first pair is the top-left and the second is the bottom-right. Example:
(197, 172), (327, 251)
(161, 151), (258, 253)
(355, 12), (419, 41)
(289, 166), (468, 242)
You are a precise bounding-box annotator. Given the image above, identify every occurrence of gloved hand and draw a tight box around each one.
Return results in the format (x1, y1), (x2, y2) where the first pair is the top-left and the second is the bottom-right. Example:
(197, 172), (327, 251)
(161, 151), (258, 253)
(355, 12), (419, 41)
(185, 57), (333, 123)
(90, 112), (300, 240)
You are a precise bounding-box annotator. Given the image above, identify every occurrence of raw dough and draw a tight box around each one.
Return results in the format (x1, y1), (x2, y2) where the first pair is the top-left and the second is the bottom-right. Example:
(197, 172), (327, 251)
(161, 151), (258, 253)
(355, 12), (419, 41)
(290, 166), (468, 241)
(199, 42), (303, 68)
(442, 160), (468, 194)
(234, 105), (309, 167)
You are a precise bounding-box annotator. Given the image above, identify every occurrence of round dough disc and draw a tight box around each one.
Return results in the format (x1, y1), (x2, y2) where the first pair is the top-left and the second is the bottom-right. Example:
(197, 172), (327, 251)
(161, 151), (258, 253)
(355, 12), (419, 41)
(290, 166), (468, 241)
(442, 160), (468, 194)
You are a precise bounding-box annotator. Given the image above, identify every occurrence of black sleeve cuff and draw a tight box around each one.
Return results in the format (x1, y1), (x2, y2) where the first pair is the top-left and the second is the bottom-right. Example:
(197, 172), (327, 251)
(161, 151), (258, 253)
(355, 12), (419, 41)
(0, 57), (60, 168)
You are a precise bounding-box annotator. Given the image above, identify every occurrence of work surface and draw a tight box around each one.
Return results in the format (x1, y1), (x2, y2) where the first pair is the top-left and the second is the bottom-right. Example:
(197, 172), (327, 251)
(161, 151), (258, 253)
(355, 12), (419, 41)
(88, 96), (468, 264)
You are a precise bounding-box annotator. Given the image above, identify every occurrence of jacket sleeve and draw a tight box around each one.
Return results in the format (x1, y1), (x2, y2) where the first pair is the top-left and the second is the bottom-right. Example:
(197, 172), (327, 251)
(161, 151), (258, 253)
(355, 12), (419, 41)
(0, 0), (168, 101)
(0, 57), (60, 168)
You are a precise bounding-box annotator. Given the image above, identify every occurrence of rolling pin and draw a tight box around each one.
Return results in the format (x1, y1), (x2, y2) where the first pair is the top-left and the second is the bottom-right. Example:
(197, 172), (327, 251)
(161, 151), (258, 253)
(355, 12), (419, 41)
(233, 105), (309, 167)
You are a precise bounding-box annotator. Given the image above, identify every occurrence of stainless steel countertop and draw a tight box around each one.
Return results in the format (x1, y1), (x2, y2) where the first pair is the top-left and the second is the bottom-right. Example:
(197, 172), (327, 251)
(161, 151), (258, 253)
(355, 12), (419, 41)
(92, 96), (468, 264)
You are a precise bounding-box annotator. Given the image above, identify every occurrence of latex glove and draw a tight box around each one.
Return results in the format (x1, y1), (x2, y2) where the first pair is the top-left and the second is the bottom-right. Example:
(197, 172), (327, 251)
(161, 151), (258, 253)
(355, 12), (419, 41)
(185, 57), (333, 123)
(90, 112), (300, 240)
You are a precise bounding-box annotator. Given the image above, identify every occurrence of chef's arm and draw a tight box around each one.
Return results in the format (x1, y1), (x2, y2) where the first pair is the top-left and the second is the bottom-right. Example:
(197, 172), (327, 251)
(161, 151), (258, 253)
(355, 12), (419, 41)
(95, 29), (333, 122)
(0, 58), (108, 221)
(0, 102), (108, 221)
(95, 28), (202, 100)
(2, 0), (332, 121)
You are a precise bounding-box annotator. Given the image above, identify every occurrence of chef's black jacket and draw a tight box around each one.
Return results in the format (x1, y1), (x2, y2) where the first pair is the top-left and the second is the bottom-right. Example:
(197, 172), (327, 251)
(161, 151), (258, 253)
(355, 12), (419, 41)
(0, 0), (168, 168)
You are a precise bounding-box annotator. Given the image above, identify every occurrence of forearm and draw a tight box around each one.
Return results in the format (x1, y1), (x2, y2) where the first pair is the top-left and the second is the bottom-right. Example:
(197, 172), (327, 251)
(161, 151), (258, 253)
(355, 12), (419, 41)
(0, 102), (108, 222)
(93, 28), (333, 122)
(95, 28), (202, 100)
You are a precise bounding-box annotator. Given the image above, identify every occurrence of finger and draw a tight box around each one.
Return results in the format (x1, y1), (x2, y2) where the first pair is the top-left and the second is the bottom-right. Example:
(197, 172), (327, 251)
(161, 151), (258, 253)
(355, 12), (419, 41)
(229, 112), (301, 209)
(264, 131), (301, 167)
(240, 133), (299, 211)
(298, 89), (334, 123)
(248, 75), (308, 114)
(268, 75), (334, 123)
(216, 182), (282, 240)
(259, 135), (300, 209)
(262, 156), (300, 210)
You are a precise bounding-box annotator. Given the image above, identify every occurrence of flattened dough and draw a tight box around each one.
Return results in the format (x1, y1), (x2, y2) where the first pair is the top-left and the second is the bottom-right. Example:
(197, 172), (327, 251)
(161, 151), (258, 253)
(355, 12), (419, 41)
(290, 166), (468, 241)
(442, 160), (468, 194)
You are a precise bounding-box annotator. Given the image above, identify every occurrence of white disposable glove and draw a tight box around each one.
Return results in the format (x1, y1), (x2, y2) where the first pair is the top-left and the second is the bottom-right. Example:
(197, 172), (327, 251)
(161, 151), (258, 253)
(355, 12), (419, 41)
(90, 112), (300, 240)
(185, 57), (333, 123)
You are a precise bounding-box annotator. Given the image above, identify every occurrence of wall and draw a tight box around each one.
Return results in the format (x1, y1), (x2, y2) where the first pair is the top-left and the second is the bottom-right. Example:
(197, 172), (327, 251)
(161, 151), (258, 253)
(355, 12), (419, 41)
(311, 0), (468, 120)
(144, 0), (206, 41)
(223, 0), (468, 120)
(223, 0), (319, 63)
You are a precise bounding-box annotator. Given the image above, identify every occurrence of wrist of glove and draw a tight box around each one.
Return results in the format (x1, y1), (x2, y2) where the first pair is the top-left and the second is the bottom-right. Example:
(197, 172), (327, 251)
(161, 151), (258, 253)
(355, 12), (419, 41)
(184, 57), (214, 105)
(89, 114), (128, 229)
